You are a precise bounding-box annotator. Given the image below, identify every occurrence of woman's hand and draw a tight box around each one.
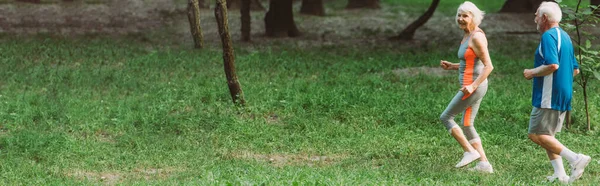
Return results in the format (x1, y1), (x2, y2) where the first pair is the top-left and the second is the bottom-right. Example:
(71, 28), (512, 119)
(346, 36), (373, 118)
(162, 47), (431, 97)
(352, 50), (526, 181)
(440, 60), (454, 70)
(460, 84), (476, 95)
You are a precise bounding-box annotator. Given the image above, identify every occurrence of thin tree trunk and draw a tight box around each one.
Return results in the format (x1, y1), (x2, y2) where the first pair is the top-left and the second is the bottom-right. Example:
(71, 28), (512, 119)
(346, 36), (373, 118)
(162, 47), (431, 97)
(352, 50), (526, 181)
(565, 111), (571, 129)
(346, 0), (380, 9)
(187, 0), (204, 48)
(301, 0), (325, 16)
(390, 0), (439, 40)
(228, 0), (265, 10)
(583, 85), (590, 130)
(16, 0), (40, 3)
(241, 0), (251, 41)
(216, 0), (246, 106)
(199, 0), (207, 8)
(264, 0), (300, 37)
(574, 0), (591, 130)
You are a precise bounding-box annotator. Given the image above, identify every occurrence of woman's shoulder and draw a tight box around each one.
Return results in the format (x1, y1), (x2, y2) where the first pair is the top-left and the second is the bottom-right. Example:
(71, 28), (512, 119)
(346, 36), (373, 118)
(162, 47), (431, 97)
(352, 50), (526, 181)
(471, 31), (487, 42)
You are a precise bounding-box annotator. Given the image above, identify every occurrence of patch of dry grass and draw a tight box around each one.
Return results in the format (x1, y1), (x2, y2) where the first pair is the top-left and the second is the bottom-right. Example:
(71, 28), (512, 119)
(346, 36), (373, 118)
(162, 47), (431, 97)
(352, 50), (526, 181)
(67, 167), (181, 185)
(229, 150), (348, 167)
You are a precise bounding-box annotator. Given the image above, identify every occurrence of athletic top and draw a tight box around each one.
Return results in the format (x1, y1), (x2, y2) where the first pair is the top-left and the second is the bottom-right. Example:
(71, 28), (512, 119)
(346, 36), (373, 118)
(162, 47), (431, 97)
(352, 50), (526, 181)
(532, 27), (579, 111)
(458, 30), (488, 88)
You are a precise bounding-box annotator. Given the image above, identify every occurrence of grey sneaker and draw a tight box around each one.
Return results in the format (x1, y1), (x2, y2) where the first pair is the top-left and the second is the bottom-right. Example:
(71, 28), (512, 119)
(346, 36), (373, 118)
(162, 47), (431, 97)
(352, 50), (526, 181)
(546, 174), (569, 184)
(568, 154), (591, 183)
(455, 151), (480, 168)
(469, 161), (494, 173)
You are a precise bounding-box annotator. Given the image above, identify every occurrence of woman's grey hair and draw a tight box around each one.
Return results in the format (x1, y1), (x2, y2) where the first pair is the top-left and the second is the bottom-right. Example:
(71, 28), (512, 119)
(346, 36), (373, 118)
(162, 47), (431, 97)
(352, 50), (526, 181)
(456, 1), (485, 27)
(538, 1), (562, 23)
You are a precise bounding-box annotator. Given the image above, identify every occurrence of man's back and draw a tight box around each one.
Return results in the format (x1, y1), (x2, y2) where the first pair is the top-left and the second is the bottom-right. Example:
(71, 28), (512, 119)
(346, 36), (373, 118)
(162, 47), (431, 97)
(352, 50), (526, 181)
(532, 27), (578, 111)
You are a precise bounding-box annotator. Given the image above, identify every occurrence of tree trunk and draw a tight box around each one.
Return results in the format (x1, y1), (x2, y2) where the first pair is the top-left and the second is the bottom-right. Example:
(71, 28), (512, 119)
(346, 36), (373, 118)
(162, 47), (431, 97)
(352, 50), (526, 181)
(198, 0), (206, 8)
(565, 111), (571, 129)
(301, 0), (325, 16)
(264, 0), (300, 37)
(346, 0), (380, 9)
(228, 0), (265, 10)
(187, 0), (204, 48)
(215, 0), (246, 106)
(241, 0), (251, 41)
(390, 0), (440, 40)
(592, 0), (600, 16)
(16, 0), (40, 3)
(499, 0), (545, 13)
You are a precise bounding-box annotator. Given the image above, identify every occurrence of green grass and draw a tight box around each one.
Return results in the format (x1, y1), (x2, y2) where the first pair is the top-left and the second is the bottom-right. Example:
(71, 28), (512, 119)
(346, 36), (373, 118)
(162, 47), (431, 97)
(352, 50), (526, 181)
(0, 33), (598, 185)
(382, 0), (505, 15)
(380, 0), (588, 16)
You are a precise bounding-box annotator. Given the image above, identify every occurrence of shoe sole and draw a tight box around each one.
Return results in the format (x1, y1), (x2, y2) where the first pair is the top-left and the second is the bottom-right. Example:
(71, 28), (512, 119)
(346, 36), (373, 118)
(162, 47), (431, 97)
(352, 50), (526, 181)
(472, 169), (493, 173)
(455, 155), (480, 168)
(569, 157), (592, 183)
(548, 176), (569, 184)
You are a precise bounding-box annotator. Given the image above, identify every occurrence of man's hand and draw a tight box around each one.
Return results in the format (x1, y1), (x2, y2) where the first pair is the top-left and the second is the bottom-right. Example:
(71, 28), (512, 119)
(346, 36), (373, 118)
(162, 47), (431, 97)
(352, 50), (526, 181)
(523, 69), (534, 80)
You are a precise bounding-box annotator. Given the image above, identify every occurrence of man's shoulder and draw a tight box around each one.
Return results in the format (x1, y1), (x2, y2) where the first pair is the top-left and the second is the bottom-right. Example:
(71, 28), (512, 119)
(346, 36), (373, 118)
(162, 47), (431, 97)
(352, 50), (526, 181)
(541, 29), (557, 40)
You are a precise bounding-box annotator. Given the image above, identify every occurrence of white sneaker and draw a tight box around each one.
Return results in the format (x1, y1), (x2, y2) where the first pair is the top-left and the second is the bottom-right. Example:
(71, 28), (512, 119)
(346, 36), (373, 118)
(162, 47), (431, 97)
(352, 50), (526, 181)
(568, 154), (591, 183)
(455, 151), (480, 168)
(469, 161), (494, 173)
(546, 174), (569, 184)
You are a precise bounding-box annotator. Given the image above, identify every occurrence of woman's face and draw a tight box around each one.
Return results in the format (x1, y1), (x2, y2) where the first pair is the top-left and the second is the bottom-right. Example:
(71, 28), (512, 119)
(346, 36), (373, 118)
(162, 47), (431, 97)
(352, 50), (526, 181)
(457, 11), (473, 30)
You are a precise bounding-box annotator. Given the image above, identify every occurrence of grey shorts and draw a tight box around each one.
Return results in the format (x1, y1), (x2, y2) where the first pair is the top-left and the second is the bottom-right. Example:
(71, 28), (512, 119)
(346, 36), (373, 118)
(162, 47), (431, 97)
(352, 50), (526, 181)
(528, 107), (566, 135)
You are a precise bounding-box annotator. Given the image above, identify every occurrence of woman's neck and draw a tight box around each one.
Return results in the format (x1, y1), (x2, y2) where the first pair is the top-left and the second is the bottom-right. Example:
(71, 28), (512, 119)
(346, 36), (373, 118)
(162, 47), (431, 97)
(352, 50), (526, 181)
(464, 27), (478, 35)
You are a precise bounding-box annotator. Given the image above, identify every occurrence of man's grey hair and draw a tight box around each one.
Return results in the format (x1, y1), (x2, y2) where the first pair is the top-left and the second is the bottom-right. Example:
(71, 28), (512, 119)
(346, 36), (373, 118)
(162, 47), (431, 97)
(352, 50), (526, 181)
(456, 1), (485, 27)
(538, 1), (562, 23)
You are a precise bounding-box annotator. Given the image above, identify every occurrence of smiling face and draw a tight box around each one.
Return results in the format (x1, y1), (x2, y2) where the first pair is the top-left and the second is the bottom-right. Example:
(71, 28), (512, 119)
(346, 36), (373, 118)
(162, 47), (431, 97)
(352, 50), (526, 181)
(456, 11), (474, 31)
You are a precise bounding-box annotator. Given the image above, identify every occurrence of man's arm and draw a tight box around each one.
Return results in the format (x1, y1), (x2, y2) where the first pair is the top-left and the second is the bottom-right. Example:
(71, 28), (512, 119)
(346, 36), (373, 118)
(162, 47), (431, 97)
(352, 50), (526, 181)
(523, 64), (559, 80)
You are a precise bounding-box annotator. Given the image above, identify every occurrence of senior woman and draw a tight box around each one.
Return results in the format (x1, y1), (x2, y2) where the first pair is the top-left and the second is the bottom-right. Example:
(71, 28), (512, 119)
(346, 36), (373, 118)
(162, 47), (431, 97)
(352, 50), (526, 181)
(439, 1), (494, 173)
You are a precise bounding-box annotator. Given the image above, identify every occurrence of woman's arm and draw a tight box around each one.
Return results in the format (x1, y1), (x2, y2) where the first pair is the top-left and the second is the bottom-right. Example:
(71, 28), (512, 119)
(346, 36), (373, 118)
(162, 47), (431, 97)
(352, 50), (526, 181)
(462, 32), (494, 94)
(440, 60), (459, 70)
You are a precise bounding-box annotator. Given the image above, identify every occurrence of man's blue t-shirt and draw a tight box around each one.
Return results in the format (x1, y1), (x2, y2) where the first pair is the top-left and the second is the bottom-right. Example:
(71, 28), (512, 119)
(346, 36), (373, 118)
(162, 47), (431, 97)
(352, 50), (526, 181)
(532, 27), (579, 111)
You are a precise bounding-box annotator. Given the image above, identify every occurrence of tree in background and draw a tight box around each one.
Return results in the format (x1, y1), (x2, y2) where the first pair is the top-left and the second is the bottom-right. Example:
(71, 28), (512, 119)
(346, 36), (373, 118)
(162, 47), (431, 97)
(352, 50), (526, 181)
(499, 0), (545, 13)
(301, 0), (325, 16)
(15, 0), (41, 3)
(390, 0), (439, 40)
(346, 0), (380, 9)
(187, 0), (204, 48)
(560, 0), (600, 130)
(199, 0), (207, 8)
(227, 0), (265, 10)
(241, 0), (251, 41)
(592, 0), (600, 15)
(216, 0), (246, 106)
(264, 0), (300, 37)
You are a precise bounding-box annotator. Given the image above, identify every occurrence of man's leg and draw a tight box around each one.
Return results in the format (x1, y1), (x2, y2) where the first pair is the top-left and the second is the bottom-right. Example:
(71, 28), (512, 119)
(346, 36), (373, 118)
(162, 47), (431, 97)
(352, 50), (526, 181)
(546, 149), (568, 183)
(535, 134), (591, 183)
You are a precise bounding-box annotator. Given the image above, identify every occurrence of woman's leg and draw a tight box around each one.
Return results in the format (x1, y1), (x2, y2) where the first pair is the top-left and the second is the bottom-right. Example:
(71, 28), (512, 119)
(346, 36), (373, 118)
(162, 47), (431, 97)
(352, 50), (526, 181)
(440, 92), (477, 153)
(440, 89), (487, 167)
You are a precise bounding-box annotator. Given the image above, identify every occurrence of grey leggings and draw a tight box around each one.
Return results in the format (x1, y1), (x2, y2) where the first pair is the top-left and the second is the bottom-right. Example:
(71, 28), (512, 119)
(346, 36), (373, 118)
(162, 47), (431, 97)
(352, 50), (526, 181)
(440, 85), (488, 143)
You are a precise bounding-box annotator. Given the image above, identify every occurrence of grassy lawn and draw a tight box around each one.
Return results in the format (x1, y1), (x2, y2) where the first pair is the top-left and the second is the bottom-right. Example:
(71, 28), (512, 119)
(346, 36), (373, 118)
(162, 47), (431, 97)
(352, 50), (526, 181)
(0, 0), (599, 185)
(0, 34), (598, 185)
(379, 0), (588, 15)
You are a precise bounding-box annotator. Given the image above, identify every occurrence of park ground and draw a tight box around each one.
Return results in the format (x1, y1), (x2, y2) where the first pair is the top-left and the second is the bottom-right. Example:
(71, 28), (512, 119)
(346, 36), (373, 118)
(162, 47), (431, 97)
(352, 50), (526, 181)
(0, 0), (599, 185)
